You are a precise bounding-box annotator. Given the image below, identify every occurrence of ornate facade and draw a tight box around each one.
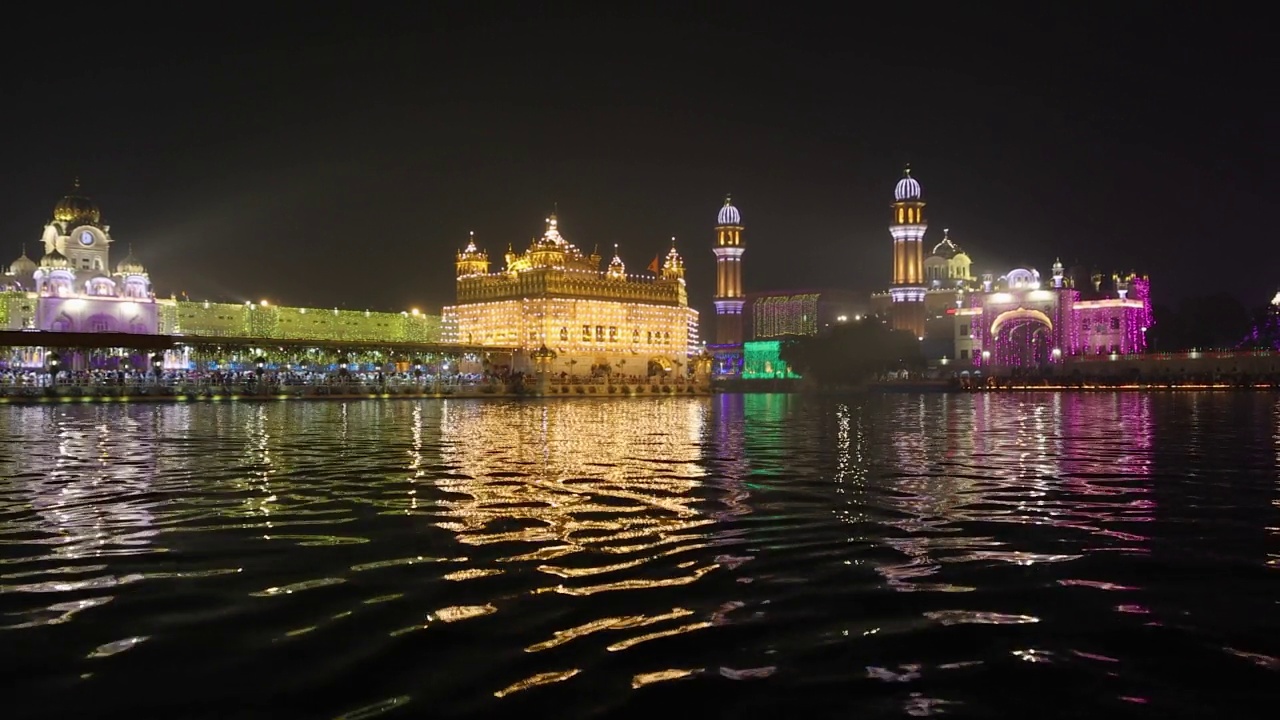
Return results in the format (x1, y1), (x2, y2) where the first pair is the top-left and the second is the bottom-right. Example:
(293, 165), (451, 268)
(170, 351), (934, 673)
(1, 180), (158, 333)
(868, 166), (1154, 370)
(954, 264), (1153, 367)
(442, 213), (698, 376)
(1, 181), (444, 350)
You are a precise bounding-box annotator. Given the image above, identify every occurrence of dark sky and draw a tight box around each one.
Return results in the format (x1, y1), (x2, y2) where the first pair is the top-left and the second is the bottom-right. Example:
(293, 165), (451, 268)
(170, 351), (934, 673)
(1, 3), (1271, 317)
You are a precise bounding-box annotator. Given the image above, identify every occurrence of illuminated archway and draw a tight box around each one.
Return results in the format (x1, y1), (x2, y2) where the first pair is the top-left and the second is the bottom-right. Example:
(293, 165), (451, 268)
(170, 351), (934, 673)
(647, 356), (673, 376)
(989, 308), (1053, 368)
(990, 308), (1053, 337)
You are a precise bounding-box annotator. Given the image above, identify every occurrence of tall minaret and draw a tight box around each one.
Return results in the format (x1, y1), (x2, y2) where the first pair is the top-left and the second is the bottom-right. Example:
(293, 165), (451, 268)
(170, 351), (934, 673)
(889, 165), (927, 337)
(713, 194), (745, 345)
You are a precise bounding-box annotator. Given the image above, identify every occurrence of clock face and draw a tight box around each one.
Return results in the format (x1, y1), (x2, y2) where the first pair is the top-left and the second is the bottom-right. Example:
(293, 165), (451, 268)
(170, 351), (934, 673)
(79, 231), (94, 246)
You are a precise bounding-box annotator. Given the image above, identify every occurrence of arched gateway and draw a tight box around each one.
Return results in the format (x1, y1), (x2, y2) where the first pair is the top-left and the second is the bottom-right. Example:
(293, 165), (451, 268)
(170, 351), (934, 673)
(990, 308), (1054, 368)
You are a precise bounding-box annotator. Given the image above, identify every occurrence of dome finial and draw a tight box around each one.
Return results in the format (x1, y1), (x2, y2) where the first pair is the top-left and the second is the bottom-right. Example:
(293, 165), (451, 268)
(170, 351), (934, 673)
(717, 195), (741, 225)
(893, 166), (922, 201)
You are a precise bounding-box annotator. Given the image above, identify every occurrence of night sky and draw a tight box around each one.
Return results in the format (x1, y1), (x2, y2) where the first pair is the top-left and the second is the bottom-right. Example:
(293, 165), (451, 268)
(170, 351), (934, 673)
(1, 4), (1270, 318)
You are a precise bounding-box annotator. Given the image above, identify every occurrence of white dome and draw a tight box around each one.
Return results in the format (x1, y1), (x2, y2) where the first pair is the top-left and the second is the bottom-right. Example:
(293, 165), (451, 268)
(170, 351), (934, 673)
(894, 167), (922, 201)
(9, 249), (36, 275)
(717, 194), (741, 225)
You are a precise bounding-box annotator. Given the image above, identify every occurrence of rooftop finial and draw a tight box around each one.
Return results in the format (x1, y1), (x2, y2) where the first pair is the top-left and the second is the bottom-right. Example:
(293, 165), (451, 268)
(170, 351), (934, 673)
(671, 235), (677, 248)
(904, 163), (911, 177)
(72, 176), (81, 190)
(724, 193), (732, 206)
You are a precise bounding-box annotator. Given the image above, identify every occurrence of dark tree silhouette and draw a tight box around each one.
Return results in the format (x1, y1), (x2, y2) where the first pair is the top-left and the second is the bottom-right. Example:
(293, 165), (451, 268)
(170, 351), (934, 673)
(780, 317), (924, 386)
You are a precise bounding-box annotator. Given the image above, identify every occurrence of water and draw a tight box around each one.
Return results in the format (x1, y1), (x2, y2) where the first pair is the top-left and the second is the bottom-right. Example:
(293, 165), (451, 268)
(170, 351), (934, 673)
(1, 393), (1277, 718)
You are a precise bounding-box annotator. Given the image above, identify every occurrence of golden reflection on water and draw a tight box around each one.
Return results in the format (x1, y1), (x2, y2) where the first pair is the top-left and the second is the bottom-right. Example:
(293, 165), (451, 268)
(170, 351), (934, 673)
(435, 399), (713, 561)
(434, 397), (761, 698)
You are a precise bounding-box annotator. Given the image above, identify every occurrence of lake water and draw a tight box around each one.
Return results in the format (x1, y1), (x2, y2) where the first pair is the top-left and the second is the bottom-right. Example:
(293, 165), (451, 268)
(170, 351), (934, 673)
(2, 393), (1277, 718)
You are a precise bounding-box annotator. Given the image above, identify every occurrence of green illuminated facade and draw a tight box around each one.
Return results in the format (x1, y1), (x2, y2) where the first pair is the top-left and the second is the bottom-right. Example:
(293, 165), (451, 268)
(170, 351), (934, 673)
(163, 300), (442, 343)
(0, 291), (33, 330)
(742, 340), (800, 380)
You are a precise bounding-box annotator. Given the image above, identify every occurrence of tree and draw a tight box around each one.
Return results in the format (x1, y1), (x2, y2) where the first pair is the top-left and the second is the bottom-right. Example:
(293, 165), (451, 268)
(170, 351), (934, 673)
(780, 319), (924, 386)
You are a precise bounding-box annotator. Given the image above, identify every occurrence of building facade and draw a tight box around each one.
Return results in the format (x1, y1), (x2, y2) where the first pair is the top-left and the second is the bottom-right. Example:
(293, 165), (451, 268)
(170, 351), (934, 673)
(441, 213), (698, 376)
(1, 182), (444, 349)
(748, 289), (866, 339)
(867, 167), (1154, 371)
(1, 180), (159, 334)
(953, 263), (1153, 368)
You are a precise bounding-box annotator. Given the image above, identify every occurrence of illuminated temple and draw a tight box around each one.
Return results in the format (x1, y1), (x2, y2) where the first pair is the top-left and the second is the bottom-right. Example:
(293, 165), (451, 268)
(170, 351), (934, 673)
(1, 181), (441, 344)
(442, 212), (698, 375)
(871, 167), (1154, 369)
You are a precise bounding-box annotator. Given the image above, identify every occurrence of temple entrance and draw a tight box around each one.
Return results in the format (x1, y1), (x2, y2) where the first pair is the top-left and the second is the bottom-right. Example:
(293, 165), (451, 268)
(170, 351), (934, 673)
(647, 356), (673, 377)
(989, 309), (1054, 369)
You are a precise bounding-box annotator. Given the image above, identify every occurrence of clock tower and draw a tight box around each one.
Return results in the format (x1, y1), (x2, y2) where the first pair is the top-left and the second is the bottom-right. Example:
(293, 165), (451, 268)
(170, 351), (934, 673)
(44, 178), (112, 273)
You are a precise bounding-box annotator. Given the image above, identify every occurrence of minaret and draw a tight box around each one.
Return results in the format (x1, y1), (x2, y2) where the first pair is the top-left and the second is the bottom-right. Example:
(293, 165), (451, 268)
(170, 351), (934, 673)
(889, 165), (927, 337)
(713, 195), (744, 345)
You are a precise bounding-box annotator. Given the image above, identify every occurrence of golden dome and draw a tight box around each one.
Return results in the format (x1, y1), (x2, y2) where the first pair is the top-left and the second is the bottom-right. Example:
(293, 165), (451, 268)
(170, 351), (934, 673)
(52, 178), (101, 225)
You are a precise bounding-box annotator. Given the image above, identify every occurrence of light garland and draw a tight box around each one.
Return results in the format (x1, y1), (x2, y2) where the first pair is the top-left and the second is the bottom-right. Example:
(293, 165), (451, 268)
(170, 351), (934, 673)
(968, 275), (1151, 367)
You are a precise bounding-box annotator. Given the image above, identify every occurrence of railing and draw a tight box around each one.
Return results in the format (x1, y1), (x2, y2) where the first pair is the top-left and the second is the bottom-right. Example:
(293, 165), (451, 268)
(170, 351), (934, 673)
(0, 375), (713, 399)
(0, 376), (492, 399)
(1069, 349), (1278, 362)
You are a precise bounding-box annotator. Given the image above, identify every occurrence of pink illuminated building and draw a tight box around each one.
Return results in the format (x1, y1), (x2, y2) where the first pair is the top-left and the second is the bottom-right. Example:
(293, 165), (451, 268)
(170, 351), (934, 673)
(952, 261), (1153, 368)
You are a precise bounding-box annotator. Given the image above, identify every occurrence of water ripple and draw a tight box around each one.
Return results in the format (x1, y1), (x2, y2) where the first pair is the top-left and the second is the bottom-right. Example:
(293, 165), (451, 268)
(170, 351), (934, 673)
(0, 393), (1277, 718)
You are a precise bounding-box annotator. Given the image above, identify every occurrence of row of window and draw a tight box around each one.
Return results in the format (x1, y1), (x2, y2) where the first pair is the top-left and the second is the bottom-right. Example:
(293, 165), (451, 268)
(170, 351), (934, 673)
(541, 326), (673, 344)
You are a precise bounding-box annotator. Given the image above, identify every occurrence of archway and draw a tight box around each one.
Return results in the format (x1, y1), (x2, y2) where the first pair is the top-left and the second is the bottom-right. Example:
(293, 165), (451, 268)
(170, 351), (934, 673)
(990, 308), (1053, 369)
(647, 356), (673, 377)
